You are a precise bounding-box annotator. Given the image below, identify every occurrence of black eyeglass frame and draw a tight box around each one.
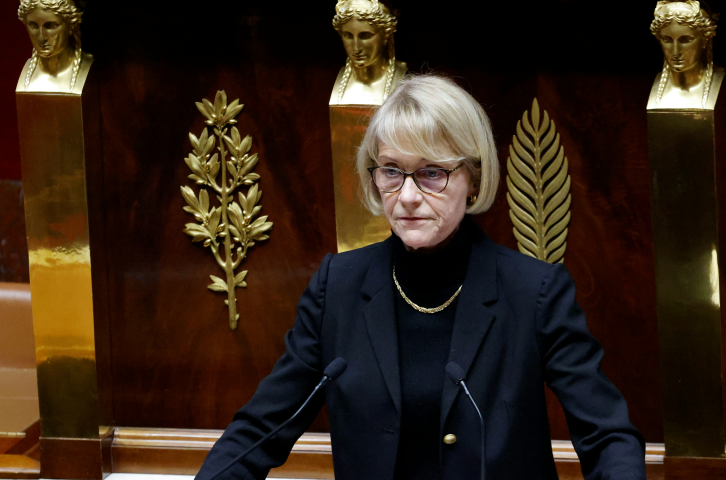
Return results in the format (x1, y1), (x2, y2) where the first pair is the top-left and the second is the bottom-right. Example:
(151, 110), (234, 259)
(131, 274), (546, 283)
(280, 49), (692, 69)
(367, 163), (466, 194)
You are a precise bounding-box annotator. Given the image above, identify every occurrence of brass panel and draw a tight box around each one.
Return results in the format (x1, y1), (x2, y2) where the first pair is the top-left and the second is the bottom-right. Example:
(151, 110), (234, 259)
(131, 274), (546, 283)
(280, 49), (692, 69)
(648, 110), (726, 457)
(16, 92), (99, 441)
(329, 105), (390, 252)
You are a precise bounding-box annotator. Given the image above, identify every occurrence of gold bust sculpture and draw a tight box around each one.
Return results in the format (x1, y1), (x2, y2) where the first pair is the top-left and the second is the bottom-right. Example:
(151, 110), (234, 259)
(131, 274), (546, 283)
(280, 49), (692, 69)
(16, 0), (93, 94)
(330, 0), (407, 105)
(648, 1), (723, 109)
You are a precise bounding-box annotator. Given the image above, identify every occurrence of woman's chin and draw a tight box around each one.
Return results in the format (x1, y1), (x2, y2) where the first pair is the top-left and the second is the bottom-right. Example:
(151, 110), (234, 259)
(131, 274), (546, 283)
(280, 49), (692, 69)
(398, 231), (436, 251)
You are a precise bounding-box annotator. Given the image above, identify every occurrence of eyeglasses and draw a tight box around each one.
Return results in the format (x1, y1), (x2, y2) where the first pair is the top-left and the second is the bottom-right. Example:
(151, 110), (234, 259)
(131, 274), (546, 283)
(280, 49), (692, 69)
(367, 164), (465, 194)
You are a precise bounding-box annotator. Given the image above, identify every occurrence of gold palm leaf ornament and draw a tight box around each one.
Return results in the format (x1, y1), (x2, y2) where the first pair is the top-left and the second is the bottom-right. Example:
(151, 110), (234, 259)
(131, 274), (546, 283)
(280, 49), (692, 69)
(506, 98), (571, 264)
(181, 91), (273, 330)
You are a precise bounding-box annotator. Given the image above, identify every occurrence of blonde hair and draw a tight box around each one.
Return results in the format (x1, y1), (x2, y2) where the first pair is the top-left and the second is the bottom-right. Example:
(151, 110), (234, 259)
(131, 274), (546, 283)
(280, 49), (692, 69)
(356, 74), (499, 215)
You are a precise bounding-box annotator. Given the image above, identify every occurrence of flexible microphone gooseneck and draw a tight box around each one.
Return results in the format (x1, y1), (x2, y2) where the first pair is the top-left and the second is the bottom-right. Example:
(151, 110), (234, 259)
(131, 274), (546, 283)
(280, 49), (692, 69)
(445, 362), (486, 480)
(208, 357), (348, 480)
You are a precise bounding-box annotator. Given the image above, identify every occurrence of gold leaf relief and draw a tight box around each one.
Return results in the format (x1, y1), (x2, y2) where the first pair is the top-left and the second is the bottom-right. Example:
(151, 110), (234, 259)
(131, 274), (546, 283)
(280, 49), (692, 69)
(181, 90), (273, 330)
(506, 98), (572, 264)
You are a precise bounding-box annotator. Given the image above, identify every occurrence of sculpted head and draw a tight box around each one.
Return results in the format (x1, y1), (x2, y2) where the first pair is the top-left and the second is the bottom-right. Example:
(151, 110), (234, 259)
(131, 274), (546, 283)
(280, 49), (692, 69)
(18, 0), (83, 59)
(651, 1), (717, 73)
(332, 0), (397, 68)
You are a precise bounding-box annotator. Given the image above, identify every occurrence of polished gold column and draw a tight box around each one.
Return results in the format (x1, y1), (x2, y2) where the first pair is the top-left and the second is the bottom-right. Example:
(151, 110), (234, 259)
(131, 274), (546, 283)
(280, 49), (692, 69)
(329, 106), (391, 252)
(16, 80), (106, 477)
(648, 109), (726, 458)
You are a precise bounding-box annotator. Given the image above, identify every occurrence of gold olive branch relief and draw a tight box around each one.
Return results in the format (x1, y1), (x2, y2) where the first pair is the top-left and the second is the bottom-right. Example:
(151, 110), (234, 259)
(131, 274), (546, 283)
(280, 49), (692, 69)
(181, 90), (273, 330)
(506, 98), (571, 264)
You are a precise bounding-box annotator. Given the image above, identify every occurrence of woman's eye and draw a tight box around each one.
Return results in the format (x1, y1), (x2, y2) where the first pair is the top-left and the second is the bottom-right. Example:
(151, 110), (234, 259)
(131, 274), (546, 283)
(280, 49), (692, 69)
(383, 168), (400, 177)
(45, 22), (60, 29)
(359, 32), (374, 40)
(422, 169), (444, 179)
(679, 36), (695, 44)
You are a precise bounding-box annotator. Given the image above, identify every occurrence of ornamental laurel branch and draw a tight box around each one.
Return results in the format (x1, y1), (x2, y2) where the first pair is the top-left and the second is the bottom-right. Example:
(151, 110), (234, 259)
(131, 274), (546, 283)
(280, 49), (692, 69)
(181, 90), (273, 330)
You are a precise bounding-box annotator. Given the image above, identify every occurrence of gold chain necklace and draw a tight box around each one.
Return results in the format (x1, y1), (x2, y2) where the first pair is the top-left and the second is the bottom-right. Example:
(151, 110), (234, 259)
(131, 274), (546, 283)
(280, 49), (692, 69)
(393, 265), (463, 314)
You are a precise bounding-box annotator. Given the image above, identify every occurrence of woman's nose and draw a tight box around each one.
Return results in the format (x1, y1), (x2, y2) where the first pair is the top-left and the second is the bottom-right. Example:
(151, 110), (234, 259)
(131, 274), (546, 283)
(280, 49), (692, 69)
(398, 177), (421, 204)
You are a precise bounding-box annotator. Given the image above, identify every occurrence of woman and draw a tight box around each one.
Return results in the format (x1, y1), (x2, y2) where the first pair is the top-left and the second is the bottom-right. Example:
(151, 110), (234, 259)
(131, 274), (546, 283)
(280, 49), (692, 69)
(330, 0), (407, 105)
(17, 0), (92, 94)
(197, 76), (646, 480)
(649, 0), (722, 109)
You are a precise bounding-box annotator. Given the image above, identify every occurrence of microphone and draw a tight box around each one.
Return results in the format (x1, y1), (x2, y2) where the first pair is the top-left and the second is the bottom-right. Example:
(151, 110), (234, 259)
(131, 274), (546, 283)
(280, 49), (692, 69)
(445, 362), (486, 480)
(208, 357), (348, 480)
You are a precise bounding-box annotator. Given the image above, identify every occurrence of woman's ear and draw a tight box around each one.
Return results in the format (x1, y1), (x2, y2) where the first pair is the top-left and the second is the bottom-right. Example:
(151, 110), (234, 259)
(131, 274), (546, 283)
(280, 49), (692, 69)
(467, 177), (480, 198)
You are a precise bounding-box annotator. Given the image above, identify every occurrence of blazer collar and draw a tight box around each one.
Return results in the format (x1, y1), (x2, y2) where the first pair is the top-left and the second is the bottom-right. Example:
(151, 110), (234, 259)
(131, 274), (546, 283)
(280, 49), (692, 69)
(361, 224), (500, 420)
(363, 237), (402, 414)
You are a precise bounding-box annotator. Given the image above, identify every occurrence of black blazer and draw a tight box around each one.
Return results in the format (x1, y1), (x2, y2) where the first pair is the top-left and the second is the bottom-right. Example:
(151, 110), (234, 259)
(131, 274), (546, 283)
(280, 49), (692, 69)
(196, 226), (646, 480)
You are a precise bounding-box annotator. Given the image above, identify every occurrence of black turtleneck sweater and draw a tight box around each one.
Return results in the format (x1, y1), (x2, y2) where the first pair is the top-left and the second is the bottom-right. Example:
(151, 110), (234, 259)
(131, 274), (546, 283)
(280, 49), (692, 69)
(391, 218), (474, 480)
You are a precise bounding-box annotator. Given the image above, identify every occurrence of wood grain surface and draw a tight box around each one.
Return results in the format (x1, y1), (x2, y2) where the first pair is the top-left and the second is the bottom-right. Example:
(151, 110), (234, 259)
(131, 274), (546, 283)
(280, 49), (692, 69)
(82, 0), (670, 439)
(0, 181), (29, 283)
(8, 0), (724, 445)
(0, 454), (40, 480)
(664, 457), (726, 479)
(109, 428), (666, 478)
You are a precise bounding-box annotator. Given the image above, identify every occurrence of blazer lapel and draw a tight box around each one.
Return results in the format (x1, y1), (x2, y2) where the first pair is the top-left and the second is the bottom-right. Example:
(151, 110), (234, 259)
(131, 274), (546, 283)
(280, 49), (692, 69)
(362, 238), (402, 415)
(440, 228), (499, 431)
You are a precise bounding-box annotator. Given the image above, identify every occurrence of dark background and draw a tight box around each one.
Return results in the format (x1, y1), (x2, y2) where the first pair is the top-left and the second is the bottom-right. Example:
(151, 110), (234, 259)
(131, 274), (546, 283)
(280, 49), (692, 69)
(5, 0), (726, 442)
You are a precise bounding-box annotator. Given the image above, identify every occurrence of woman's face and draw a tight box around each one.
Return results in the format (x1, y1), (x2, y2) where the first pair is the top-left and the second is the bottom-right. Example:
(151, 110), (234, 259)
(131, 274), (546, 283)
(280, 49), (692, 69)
(25, 9), (70, 59)
(659, 21), (706, 73)
(377, 143), (475, 252)
(340, 18), (386, 69)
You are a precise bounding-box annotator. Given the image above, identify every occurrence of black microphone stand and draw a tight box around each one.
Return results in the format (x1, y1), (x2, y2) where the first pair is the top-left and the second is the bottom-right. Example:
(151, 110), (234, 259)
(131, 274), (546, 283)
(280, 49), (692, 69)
(208, 358), (347, 480)
(446, 362), (486, 480)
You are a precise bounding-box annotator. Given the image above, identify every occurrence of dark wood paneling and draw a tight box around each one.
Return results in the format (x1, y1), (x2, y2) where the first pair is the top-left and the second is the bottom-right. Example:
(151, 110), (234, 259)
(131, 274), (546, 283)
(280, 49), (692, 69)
(0, 1), (28, 181)
(471, 70), (663, 441)
(74, 0), (719, 441)
(38, 438), (102, 480)
(83, 70), (115, 429)
(715, 89), (726, 443)
(665, 457), (726, 480)
(0, 181), (29, 283)
(109, 428), (664, 478)
(555, 460), (665, 480)
(87, 2), (338, 432)
(535, 72), (662, 441)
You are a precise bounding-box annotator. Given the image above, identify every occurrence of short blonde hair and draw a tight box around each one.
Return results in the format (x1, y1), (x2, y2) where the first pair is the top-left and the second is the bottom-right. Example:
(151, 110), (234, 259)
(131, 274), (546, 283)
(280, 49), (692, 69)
(356, 74), (499, 215)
